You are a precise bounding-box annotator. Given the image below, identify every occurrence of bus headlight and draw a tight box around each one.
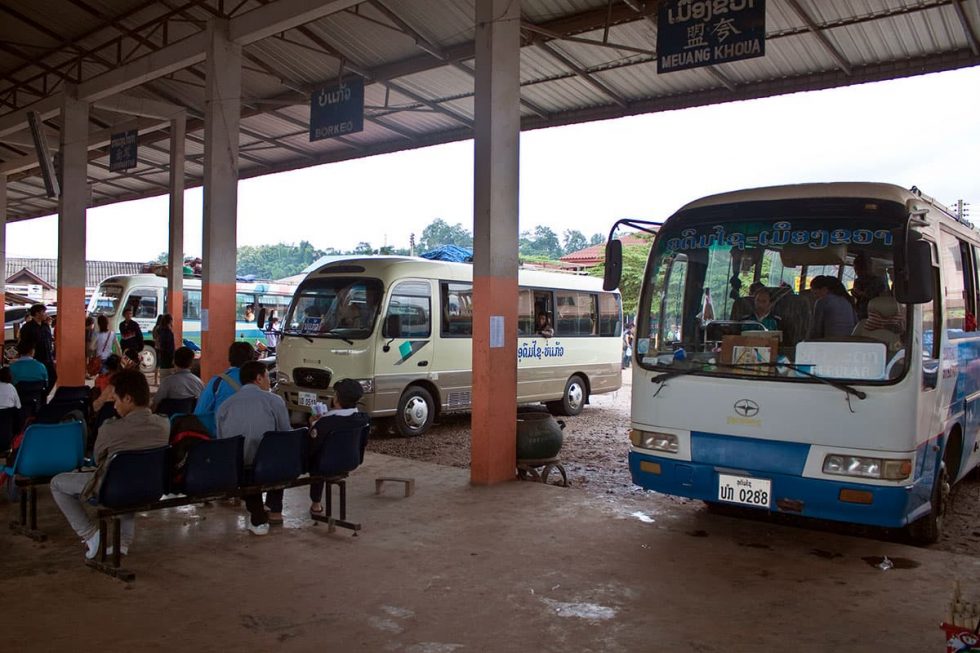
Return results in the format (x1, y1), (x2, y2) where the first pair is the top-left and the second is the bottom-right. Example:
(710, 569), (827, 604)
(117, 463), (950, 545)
(356, 378), (374, 394)
(630, 429), (679, 453)
(822, 455), (912, 481)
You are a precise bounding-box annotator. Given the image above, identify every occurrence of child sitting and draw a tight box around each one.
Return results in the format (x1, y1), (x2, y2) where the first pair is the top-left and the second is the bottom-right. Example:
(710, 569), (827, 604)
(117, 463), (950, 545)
(307, 378), (370, 515)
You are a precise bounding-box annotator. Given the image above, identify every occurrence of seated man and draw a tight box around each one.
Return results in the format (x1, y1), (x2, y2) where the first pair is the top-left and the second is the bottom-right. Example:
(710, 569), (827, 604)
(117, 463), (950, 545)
(151, 346), (204, 411)
(307, 378), (371, 516)
(9, 340), (48, 386)
(535, 313), (554, 338)
(216, 360), (291, 535)
(741, 288), (781, 331)
(49, 370), (170, 559)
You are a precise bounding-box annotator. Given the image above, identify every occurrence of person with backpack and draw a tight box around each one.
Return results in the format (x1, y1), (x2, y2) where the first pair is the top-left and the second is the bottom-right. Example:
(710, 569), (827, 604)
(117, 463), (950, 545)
(306, 378), (370, 517)
(216, 360), (290, 535)
(194, 341), (255, 428)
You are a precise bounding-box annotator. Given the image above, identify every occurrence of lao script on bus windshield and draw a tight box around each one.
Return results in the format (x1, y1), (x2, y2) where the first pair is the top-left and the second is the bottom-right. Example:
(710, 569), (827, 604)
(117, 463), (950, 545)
(635, 205), (916, 384)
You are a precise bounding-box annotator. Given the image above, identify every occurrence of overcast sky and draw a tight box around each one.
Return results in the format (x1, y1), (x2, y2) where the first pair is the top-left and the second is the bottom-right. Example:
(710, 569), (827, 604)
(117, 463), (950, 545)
(7, 66), (980, 262)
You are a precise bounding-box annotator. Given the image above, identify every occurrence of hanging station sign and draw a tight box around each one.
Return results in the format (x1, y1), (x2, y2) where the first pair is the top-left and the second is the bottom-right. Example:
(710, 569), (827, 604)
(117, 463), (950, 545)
(109, 129), (138, 171)
(657, 0), (767, 74)
(309, 78), (364, 142)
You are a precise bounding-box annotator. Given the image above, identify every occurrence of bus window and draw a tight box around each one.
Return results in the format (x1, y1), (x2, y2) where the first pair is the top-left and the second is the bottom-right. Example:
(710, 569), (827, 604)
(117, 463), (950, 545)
(533, 291), (554, 335)
(129, 287), (159, 318)
(517, 289), (535, 335)
(441, 282), (473, 337)
(662, 255), (688, 343)
(183, 289), (201, 321)
(237, 293), (255, 321)
(556, 291), (596, 336)
(385, 281), (430, 338)
(940, 231), (966, 332)
(598, 293), (622, 336)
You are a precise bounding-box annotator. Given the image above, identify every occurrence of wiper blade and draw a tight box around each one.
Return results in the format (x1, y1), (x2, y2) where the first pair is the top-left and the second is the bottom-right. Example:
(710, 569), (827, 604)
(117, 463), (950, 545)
(319, 329), (354, 345)
(651, 361), (717, 384)
(282, 331), (314, 343)
(720, 361), (866, 400)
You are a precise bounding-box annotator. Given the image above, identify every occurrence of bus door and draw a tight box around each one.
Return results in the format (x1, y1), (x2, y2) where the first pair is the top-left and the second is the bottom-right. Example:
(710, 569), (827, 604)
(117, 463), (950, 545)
(126, 285), (163, 338)
(377, 280), (433, 383)
(438, 280), (474, 408)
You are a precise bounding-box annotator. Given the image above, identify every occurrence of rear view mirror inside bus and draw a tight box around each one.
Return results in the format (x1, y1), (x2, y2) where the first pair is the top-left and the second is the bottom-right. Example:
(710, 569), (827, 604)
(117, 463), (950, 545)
(603, 239), (623, 291)
(894, 237), (933, 304)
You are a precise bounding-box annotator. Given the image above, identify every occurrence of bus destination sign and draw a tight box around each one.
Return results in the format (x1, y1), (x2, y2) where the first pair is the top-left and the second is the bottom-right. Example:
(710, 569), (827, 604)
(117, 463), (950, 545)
(309, 78), (364, 142)
(109, 129), (138, 172)
(657, 0), (766, 74)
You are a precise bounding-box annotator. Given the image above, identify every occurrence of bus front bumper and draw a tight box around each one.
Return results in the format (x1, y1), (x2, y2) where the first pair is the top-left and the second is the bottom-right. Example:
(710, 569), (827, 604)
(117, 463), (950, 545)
(628, 450), (930, 529)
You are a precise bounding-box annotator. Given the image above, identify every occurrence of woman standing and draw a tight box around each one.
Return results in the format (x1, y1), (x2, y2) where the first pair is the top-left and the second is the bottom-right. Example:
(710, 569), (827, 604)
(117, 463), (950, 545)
(93, 315), (115, 372)
(156, 313), (176, 378)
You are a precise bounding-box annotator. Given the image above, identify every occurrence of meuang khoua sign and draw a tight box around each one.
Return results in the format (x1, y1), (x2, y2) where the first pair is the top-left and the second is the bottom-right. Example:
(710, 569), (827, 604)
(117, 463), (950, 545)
(657, 0), (766, 74)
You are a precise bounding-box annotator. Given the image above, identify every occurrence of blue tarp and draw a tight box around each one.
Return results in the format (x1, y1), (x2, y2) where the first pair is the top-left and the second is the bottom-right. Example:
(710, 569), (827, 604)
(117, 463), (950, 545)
(419, 245), (473, 263)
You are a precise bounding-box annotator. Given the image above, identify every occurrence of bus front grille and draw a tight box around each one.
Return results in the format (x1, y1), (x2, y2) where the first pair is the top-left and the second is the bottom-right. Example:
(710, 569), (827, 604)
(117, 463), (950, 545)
(293, 367), (332, 390)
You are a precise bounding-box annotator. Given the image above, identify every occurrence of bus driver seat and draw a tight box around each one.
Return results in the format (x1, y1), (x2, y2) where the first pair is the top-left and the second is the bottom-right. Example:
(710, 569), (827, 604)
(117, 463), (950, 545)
(852, 295), (903, 352)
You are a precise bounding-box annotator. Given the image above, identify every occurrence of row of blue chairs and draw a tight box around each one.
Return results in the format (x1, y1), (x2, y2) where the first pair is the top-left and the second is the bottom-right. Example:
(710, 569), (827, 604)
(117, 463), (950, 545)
(89, 426), (364, 581)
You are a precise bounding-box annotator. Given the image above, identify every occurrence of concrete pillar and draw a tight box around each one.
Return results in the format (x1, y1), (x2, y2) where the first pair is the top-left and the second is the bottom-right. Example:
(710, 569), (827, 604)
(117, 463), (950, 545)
(168, 114), (186, 345)
(200, 19), (241, 381)
(0, 176), (6, 313)
(56, 87), (89, 386)
(470, 0), (521, 485)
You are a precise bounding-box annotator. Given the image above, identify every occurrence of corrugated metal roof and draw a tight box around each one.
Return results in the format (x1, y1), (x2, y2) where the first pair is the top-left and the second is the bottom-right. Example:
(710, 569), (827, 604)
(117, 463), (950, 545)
(5, 258), (146, 288)
(1, 0), (978, 221)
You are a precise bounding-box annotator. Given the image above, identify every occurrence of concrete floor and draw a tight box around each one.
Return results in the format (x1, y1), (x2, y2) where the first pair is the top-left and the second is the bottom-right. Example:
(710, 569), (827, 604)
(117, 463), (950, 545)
(2, 452), (975, 652)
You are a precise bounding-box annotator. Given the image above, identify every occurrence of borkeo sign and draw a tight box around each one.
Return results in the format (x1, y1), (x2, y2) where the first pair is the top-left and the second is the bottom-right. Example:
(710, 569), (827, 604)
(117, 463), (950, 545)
(309, 78), (364, 142)
(656, 0), (766, 74)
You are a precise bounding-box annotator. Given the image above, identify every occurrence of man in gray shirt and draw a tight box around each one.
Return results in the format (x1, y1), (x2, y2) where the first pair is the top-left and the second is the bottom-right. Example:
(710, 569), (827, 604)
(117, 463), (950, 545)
(216, 360), (290, 535)
(151, 346), (204, 411)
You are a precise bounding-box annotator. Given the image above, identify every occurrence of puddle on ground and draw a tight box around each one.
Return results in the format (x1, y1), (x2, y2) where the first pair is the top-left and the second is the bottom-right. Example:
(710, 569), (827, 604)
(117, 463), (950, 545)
(810, 549), (843, 560)
(630, 511), (655, 523)
(541, 598), (616, 620)
(686, 529), (709, 538)
(861, 556), (920, 569)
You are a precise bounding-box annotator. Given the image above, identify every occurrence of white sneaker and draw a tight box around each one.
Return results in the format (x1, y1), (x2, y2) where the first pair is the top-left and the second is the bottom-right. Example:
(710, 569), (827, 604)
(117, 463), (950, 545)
(247, 522), (270, 536)
(84, 532), (101, 560)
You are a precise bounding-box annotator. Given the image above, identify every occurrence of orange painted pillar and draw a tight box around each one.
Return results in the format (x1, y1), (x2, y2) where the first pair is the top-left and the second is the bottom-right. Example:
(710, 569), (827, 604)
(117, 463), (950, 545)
(167, 114), (186, 344)
(55, 87), (89, 387)
(470, 0), (521, 485)
(0, 175), (6, 313)
(200, 19), (241, 381)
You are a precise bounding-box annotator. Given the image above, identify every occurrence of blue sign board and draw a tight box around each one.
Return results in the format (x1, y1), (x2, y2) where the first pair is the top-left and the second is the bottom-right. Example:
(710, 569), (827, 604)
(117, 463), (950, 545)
(657, 0), (766, 74)
(109, 129), (138, 172)
(309, 78), (364, 142)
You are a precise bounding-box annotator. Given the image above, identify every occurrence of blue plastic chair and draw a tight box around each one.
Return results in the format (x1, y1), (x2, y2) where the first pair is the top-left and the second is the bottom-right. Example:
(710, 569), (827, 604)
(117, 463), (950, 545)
(250, 428), (306, 486)
(97, 446), (169, 510)
(310, 418), (370, 477)
(180, 436), (243, 496)
(4, 420), (85, 540)
(155, 397), (197, 418)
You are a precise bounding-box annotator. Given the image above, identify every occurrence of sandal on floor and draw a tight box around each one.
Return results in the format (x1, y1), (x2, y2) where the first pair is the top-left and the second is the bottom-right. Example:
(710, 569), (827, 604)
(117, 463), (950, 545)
(309, 504), (324, 516)
(266, 512), (284, 524)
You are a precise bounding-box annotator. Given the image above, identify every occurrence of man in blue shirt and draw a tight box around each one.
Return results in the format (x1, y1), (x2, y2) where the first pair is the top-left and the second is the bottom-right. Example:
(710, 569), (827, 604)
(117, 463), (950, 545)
(216, 360), (290, 535)
(193, 341), (256, 431)
(9, 340), (48, 386)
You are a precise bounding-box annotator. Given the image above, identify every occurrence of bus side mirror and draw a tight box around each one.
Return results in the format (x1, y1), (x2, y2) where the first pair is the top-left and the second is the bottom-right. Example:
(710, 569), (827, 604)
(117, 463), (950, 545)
(894, 238), (933, 304)
(603, 240), (623, 291)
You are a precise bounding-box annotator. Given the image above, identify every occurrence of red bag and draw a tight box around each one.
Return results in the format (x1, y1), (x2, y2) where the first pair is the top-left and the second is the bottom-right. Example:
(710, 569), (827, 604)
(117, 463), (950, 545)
(86, 356), (102, 376)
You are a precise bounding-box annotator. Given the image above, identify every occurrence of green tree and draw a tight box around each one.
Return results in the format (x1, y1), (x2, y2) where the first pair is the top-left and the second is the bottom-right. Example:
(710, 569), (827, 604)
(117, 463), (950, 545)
(562, 229), (588, 256)
(418, 218), (473, 252)
(352, 242), (375, 255)
(589, 233), (605, 246)
(519, 225), (562, 259)
(237, 240), (327, 279)
(591, 242), (652, 317)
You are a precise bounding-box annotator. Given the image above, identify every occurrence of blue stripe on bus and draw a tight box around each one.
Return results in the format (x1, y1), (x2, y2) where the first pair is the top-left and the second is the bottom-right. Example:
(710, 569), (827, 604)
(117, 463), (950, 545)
(630, 436), (934, 529)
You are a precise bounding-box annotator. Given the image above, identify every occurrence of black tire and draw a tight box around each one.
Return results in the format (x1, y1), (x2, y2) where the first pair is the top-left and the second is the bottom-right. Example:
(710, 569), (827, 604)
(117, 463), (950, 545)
(907, 453), (951, 545)
(395, 386), (435, 437)
(547, 374), (587, 417)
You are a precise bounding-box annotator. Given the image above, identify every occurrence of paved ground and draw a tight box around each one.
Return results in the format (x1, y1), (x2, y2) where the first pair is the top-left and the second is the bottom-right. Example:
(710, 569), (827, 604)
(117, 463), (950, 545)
(2, 451), (975, 651)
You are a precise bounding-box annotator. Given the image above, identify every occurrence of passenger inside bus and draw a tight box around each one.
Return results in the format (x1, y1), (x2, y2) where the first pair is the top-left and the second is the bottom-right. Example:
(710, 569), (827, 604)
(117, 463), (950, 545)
(741, 288), (780, 332)
(536, 313), (554, 338)
(851, 253), (889, 319)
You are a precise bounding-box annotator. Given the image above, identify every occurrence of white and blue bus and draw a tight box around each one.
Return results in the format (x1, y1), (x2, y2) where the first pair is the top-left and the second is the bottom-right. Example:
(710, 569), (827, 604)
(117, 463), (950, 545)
(604, 183), (980, 542)
(87, 273), (296, 370)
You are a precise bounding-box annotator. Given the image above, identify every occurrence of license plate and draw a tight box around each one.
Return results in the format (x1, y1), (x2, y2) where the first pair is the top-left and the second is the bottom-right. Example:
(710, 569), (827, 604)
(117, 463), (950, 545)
(717, 473), (771, 508)
(297, 391), (318, 407)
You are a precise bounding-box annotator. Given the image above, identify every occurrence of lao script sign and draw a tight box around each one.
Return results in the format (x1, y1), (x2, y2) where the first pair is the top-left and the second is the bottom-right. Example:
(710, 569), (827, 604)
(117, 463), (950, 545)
(309, 78), (364, 142)
(109, 129), (138, 172)
(657, 0), (766, 74)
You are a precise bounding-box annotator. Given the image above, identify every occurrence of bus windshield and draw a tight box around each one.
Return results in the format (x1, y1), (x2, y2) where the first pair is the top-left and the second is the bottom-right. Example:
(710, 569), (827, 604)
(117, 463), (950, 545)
(284, 277), (384, 339)
(87, 284), (125, 316)
(638, 212), (910, 383)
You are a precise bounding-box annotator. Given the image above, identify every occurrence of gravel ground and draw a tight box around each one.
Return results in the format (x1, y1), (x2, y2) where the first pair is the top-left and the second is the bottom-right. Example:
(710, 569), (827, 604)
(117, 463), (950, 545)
(367, 370), (980, 554)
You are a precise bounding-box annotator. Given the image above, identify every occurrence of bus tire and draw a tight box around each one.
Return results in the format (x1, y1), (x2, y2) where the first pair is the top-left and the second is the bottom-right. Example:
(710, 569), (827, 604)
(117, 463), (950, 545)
(548, 374), (587, 417)
(137, 345), (158, 374)
(907, 452), (951, 545)
(395, 386), (434, 437)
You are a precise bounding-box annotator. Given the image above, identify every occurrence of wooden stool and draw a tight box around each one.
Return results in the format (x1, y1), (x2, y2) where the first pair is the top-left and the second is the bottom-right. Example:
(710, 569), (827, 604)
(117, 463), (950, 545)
(375, 477), (415, 497)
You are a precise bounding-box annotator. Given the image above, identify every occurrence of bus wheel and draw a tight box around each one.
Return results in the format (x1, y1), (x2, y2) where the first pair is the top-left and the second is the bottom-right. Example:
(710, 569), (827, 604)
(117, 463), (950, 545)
(137, 345), (158, 374)
(907, 454), (951, 545)
(548, 374), (587, 417)
(395, 386), (434, 437)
